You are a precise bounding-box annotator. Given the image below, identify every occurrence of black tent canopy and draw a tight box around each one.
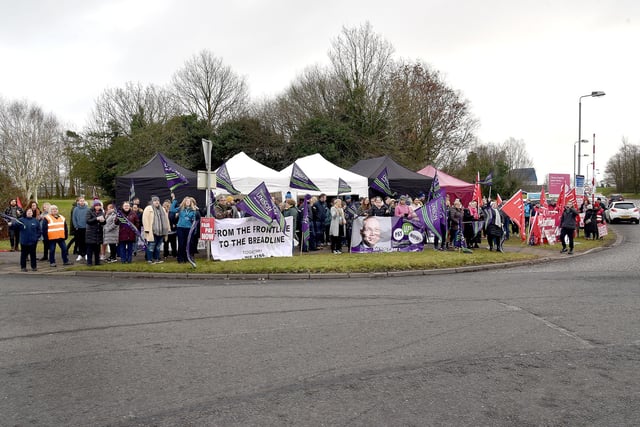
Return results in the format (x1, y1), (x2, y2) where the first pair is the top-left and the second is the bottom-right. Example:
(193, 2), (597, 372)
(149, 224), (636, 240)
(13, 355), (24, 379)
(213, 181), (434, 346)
(115, 153), (205, 208)
(349, 155), (433, 198)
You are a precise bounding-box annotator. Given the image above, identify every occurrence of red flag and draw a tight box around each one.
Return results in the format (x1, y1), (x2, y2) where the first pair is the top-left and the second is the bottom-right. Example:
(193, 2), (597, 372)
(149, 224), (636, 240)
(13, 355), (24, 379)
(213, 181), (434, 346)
(472, 172), (482, 207)
(556, 183), (567, 213)
(501, 190), (526, 241)
(539, 186), (547, 208)
(496, 193), (503, 205)
(565, 187), (577, 208)
(16, 197), (23, 209)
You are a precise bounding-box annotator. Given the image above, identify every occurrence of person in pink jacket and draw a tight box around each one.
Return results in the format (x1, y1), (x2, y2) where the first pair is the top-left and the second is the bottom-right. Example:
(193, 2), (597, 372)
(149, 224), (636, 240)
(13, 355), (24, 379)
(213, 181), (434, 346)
(394, 196), (416, 219)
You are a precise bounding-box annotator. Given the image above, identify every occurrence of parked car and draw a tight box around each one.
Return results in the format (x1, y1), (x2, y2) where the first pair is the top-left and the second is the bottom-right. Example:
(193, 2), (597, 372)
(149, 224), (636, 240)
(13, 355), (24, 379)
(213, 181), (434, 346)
(605, 201), (639, 224)
(608, 194), (624, 204)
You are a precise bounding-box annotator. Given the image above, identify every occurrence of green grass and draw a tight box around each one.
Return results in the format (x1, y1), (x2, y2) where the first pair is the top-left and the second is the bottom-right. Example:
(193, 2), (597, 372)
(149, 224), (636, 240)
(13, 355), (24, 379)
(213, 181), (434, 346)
(71, 249), (539, 274)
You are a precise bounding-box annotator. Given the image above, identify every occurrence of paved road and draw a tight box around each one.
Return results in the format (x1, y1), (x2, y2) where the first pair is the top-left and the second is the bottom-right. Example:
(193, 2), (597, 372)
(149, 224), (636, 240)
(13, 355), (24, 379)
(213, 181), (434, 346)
(1, 223), (639, 426)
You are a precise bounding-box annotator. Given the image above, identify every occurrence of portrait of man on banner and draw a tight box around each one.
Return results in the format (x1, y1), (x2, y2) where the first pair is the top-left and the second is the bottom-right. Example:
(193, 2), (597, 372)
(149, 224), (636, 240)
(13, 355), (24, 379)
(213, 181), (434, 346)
(350, 216), (392, 253)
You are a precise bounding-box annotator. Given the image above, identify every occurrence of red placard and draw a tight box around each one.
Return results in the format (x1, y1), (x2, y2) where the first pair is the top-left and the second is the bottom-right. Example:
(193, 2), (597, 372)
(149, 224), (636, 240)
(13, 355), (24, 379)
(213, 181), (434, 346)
(200, 217), (215, 241)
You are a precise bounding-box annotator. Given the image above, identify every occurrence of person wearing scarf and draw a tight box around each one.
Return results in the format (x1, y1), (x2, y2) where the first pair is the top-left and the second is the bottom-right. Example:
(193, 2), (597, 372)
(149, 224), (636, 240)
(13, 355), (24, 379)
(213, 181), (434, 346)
(485, 201), (506, 252)
(142, 195), (170, 264)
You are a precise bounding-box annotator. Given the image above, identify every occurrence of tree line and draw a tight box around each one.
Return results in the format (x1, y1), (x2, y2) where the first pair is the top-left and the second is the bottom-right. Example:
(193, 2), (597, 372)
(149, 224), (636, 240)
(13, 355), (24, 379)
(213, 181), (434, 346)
(1, 22), (535, 203)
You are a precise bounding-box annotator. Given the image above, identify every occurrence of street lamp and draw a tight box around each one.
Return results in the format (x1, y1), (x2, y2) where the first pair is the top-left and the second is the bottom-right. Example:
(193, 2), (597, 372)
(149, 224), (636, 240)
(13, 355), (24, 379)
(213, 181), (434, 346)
(578, 91), (605, 181)
(573, 139), (589, 183)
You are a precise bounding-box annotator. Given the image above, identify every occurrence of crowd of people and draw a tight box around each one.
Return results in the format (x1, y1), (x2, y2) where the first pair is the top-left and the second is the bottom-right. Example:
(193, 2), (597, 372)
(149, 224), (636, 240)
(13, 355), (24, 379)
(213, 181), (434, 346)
(3, 193), (207, 270)
(4, 189), (610, 269)
(283, 192), (518, 254)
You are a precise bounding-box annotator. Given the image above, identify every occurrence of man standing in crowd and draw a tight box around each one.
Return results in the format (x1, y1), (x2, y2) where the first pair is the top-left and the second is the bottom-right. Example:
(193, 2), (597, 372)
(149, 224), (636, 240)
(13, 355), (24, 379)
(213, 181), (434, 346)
(142, 195), (170, 264)
(559, 200), (579, 255)
(312, 194), (328, 247)
(42, 205), (71, 267)
(4, 198), (24, 252)
(71, 197), (89, 261)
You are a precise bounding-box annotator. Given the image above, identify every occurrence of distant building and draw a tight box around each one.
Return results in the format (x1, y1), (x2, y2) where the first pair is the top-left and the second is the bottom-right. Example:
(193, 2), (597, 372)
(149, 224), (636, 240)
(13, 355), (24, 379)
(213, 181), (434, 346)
(511, 168), (538, 191)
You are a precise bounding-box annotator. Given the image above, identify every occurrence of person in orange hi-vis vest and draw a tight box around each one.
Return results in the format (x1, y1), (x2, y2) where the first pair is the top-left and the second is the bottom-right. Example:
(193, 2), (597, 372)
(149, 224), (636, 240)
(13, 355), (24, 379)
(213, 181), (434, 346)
(41, 205), (72, 267)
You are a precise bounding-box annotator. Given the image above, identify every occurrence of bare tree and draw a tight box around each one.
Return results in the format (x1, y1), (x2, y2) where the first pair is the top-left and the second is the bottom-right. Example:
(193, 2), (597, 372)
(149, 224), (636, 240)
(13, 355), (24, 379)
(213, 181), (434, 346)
(329, 22), (394, 103)
(501, 137), (532, 170)
(605, 138), (640, 192)
(387, 61), (478, 169)
(88, 81), (179, 140)
(172, 50), (249, 128)
(0, 99), (61, 201)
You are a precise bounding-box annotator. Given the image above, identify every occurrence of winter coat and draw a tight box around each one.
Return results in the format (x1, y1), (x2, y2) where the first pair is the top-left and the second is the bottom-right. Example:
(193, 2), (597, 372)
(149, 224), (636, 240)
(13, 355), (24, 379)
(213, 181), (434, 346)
(329, 206), (345, 237)
(170, 200), (199, 229)
(19, 217), (41, 246)
(560, 207), (579, 230)
(282, 206), (298, 234)
(85, 208), (105, 245)
(103, 211), (119, 245)
(4, 205), (24, 229)
(448, 208), (464, 231)
(117, 208), (139, 243)
(72, 204), (89, 229)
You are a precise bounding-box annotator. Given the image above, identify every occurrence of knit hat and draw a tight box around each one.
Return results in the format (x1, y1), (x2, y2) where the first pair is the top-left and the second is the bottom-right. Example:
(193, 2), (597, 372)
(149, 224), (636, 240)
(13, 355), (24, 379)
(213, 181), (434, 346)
(226, 195), (234, 203)
(151, 195), (160, 203)
(92, 199), (102, 207)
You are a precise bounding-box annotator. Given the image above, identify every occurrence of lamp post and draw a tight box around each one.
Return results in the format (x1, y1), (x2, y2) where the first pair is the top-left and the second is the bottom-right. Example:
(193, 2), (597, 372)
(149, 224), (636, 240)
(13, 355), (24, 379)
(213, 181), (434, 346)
(574, 139), (589, 184)
(578, 91), (605, 182)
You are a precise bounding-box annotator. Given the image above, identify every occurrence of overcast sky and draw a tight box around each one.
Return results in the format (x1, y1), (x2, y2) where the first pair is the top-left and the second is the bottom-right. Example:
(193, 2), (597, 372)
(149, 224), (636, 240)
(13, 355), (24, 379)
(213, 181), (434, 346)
(2, 0), (638, 184)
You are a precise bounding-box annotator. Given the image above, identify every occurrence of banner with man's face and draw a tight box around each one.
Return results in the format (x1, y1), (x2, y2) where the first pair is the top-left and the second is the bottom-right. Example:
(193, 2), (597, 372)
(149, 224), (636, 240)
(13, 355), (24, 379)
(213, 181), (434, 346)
(350, 216), (425, 253)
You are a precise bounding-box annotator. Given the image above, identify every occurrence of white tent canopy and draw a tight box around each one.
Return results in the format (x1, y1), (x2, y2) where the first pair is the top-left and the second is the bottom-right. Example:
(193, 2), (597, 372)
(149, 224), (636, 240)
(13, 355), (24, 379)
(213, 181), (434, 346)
(281, 153), (369, 196)
(214, 152), (290, 195)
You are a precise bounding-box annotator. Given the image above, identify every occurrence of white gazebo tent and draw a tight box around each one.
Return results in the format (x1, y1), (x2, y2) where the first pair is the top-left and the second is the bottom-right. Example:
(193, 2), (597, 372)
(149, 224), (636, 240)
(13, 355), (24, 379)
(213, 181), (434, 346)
(215, 152), (290, 195)
(280, 153), (369, 196)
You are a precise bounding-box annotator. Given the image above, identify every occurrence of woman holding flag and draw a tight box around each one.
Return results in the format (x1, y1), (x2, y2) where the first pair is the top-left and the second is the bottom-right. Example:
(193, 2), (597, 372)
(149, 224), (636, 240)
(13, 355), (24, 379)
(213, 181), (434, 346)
(170, 196), (200, 264)
(117, 201), (139, 264)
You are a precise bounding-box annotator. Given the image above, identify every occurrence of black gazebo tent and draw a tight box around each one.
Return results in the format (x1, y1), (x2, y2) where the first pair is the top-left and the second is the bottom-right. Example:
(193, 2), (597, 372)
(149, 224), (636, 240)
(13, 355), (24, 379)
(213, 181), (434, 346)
(115, 153), (205, 208)
(349, 155), (433, 198)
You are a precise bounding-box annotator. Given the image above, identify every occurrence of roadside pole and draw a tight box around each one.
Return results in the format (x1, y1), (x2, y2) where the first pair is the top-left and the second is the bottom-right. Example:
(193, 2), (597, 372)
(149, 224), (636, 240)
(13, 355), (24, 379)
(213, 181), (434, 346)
(202, 138), (213, 261)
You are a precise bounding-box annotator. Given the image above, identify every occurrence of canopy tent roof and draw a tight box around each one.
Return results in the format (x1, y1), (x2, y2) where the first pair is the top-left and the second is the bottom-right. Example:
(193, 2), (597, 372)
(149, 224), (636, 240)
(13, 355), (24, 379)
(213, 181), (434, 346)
(349, 155), (432, 198)
(116, 152), (205, 207)
(214, 151), (290, 195)
(280, 153), (369, 196)
(417, 165), (475, 205)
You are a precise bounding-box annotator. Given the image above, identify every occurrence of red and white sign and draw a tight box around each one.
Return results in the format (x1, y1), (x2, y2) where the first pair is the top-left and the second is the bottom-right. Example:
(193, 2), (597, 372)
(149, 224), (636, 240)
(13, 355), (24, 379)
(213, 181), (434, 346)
(200, 217), (215, 241)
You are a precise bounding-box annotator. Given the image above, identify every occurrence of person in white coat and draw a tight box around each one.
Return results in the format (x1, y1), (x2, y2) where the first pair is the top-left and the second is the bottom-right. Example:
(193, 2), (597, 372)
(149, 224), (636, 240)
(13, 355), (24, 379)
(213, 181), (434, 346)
(329, 198), (346, 254)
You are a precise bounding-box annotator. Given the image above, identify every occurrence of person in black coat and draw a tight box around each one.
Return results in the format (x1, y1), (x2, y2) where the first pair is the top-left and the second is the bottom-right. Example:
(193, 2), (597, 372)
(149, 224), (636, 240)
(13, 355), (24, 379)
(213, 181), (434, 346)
(559, 201), (579, 254)
(85, 200), (106, 266)
(485, 201), (507, 252)
(19, 208), (41, 271)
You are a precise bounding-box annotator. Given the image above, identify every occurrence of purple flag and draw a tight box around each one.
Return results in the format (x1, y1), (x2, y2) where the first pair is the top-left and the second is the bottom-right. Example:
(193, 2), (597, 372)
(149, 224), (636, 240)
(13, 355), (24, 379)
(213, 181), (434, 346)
(370, 167), (393, 196)
(236, 182), (285, 231)
(415, 189), (447, 241)
(337, 178), (351, 195)
(290, 163), (320, 191)
(208, 189), (216, 217)
(128, 179), (136, 203)
(158, 153), (189, 191)
(426, 171), (441, 202)
(216, 162), (240, 195)
(301, 194), (311, 251)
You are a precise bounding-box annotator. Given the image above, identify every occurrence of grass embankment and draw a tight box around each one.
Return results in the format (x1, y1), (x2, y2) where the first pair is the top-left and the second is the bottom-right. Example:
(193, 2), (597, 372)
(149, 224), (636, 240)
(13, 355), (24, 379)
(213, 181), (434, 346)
(71, 228), (614, 274)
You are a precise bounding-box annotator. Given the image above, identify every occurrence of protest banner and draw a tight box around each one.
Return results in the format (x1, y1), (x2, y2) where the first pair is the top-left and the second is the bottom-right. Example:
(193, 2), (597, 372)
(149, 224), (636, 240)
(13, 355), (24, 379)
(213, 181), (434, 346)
(350, 216), (424, 253)
(211, 216), (294, 261)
